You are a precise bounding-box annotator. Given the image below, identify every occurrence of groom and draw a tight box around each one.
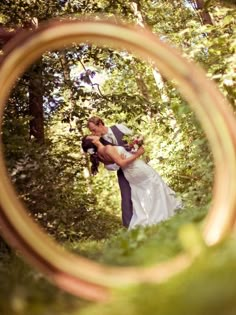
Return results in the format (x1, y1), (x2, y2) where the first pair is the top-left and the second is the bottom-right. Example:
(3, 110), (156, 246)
(86, 116), (133, 228)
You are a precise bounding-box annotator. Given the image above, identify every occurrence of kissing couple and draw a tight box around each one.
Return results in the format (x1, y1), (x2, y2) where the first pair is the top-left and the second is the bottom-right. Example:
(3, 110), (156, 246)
(82, 116), (182, 230)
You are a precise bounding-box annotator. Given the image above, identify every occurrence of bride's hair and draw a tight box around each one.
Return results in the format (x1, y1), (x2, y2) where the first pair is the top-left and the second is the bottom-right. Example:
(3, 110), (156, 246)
(81, 136), (100, 175)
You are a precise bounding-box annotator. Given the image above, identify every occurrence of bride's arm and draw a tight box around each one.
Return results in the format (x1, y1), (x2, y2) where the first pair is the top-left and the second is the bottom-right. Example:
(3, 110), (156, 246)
(106, 146), (144, 168)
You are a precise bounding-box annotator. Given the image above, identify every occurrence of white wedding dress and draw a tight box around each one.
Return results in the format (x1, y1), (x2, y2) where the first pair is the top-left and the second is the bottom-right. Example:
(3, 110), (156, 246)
(116, 146), (182, 230)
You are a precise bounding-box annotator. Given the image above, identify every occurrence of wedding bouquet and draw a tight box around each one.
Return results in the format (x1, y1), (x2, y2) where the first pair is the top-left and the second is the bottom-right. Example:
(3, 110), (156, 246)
(124, 134), (144, 153)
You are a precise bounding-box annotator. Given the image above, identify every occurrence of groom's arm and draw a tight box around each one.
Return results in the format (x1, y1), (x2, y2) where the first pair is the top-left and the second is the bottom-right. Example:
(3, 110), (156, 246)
(116, 123), (133, 136)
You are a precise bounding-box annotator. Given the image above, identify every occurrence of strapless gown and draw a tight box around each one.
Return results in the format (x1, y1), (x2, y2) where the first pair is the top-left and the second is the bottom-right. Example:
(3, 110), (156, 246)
(116, 146), (182, 230)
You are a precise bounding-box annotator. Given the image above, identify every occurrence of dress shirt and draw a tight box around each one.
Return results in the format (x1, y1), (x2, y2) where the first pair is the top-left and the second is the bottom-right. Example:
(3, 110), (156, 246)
(103, 123), (133, 171)
(102, 124), (133, 145)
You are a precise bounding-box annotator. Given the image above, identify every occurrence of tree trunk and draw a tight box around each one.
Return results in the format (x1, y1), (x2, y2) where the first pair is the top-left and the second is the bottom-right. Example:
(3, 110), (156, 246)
(190, 0), (214, 25)
(0, 19), (44, 142)
(28, 60), (45, 142)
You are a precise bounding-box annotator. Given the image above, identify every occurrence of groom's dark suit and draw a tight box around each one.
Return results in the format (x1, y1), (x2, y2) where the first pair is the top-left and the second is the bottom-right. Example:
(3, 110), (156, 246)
(100, 125), (133, 228)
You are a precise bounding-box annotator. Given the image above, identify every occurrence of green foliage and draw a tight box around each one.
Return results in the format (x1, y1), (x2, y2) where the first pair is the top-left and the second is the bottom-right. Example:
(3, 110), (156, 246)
(0, 251), (88, 315)
(3, 96), (121, 241)
(0, 0), (235, 314)
(171, 5), (235, 108)
(4, 129), (121, 242)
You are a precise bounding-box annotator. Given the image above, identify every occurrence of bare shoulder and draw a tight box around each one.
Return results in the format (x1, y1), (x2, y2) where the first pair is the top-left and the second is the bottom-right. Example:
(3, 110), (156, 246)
(102, 145), (119, 162)
(104, 145), (120, 158)
(104, 145), (116, 154)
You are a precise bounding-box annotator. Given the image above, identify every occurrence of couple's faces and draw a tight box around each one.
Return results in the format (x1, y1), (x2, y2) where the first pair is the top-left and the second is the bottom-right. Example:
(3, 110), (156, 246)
(88, 122), (103, 136)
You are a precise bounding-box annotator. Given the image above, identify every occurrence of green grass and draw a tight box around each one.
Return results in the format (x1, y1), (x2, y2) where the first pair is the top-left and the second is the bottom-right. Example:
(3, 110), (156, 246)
(78, 237), (236, 315)
(2, 205), (236, 315)
(67, 206), (207, 266)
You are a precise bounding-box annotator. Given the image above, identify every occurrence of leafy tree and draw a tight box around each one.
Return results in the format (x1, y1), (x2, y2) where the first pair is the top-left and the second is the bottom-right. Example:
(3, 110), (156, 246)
(0, 0), (234, 241)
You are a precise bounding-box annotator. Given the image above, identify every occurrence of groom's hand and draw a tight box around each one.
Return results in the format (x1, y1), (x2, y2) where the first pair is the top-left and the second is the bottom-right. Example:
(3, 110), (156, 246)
(137, 146), (145, 156)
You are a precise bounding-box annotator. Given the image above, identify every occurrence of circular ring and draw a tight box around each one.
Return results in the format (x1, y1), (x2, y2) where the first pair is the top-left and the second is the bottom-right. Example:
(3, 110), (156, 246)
(0, 18), (236, 301)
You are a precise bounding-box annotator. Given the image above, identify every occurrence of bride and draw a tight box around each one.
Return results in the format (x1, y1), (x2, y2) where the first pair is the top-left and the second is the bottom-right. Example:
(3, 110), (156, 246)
(82, 135), (182, 230)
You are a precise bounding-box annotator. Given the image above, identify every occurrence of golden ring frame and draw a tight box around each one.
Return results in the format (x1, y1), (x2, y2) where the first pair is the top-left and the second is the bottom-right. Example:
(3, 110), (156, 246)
(0, 18), (236, 301)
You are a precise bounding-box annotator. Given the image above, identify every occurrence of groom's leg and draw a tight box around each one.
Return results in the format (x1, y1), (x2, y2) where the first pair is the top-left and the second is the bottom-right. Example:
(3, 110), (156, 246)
(117, 169), (133, 227)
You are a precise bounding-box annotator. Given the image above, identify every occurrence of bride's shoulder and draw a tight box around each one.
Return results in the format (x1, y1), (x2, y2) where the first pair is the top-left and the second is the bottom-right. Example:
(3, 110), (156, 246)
(105, 145), (121, 154)
(104, 145), (115, 153)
